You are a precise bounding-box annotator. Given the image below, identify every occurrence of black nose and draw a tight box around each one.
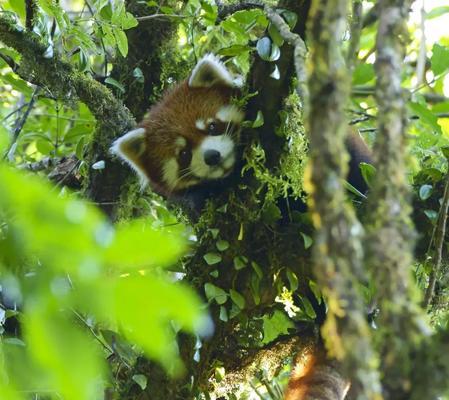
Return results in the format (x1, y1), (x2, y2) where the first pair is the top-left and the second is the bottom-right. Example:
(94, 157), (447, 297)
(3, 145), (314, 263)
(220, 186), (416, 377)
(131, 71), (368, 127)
(204, 149), (221, 166)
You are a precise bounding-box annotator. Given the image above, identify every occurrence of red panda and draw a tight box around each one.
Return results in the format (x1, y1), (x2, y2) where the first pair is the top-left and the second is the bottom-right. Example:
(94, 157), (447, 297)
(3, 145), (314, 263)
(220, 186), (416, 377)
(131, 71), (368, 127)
(111, 54), (244, 198)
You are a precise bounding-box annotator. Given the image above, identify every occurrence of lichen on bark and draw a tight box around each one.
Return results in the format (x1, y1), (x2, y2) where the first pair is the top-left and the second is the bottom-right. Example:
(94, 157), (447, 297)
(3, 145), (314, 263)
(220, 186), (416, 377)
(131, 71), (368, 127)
(306, 1), (382, 398)
(366, 1), (427, 398)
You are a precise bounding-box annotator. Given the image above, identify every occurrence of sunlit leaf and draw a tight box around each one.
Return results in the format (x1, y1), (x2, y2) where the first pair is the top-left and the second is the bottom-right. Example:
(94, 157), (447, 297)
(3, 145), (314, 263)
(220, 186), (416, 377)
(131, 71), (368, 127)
(431, 44), (449, 76)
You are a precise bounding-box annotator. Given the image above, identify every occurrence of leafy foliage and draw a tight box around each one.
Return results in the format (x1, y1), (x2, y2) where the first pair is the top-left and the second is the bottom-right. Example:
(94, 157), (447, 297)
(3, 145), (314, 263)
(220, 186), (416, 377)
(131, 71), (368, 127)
(0, 165), (206, 399)
(1, 0), (449, 399)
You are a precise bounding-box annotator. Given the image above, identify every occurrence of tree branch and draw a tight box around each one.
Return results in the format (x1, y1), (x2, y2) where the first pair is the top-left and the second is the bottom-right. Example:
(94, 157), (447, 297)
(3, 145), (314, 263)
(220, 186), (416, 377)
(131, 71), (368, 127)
(3, 87), (40, 161)
(25, 0), (37, 30)
(307, 0), (381, 397)
(367, 0), (425, 398)
(423, 169), (449, 307)
(264, 6), (308, 111)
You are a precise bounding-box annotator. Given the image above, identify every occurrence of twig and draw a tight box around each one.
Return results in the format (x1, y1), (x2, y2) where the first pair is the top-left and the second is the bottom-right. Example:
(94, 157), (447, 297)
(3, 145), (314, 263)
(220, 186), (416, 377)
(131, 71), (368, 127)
(264, 6), (308, 111)
(423, 170), (449, 308)
(72, 309), (114, 354)
(3, 87), (40, 161)
(415, 1), (427, 88)
(0, 51), (19, 72)
(2, 102), (30, 122)
(347, 0), (363, 70)
(136, 14), (187, 22)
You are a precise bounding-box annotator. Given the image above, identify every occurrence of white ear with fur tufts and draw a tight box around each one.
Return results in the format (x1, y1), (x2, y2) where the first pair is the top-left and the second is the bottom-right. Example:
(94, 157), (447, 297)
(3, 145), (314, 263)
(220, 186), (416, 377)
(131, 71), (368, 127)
(188, 54), (237, 88)
(110, 128), (148, 184)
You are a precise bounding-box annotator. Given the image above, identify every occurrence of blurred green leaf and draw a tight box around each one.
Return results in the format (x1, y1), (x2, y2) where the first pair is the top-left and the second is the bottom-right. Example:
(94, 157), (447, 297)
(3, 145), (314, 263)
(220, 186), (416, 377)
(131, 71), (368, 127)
(431, 44), (449, 76)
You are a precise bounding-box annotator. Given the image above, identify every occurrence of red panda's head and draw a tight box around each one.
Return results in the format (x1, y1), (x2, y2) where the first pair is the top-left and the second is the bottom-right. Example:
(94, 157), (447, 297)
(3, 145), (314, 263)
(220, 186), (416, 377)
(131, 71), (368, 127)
(111, 54), (244, 196)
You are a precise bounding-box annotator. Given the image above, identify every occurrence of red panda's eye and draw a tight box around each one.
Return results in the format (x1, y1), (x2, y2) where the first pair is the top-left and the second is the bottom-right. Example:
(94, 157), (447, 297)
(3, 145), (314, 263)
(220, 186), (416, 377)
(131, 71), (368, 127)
(178, 148), (192, 170)
(207, 122), (220, 136)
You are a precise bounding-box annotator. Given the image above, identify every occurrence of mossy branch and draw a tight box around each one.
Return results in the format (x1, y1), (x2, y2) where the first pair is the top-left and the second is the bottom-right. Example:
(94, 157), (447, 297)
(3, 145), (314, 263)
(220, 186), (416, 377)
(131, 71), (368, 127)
(367, 0), (425, 398)
(0, 14), (134, 131)
(307, 1), (382, 398)
(264, 6), (308, 112)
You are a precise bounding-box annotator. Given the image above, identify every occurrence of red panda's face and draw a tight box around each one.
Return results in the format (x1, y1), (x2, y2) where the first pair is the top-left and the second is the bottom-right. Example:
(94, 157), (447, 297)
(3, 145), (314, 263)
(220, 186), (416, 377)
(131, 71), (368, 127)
(111, 54), (244, 196)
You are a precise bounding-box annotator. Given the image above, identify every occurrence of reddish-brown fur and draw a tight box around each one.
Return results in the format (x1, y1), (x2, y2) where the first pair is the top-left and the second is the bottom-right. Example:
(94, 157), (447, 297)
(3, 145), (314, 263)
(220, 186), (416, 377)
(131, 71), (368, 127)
(284, 346), (350, 400)
(131, 82), (236, 195)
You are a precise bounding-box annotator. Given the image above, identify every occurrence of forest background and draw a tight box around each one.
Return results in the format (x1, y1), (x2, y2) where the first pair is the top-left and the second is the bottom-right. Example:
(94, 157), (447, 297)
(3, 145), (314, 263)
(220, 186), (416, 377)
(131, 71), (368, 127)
(1, 0), (449, 399)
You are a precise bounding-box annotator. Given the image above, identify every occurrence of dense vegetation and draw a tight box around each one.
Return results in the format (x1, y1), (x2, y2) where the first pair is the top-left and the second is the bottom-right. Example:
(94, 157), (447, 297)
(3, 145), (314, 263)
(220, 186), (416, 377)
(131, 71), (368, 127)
(1, 0), (449, 399)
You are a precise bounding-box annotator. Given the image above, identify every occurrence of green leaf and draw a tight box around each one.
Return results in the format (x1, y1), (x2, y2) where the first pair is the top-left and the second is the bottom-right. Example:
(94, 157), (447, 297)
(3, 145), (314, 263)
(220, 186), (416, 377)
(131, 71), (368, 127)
(308, 280), (322, 303)
(250, 274), (260, 305)
(104, 219), (186, 270)
(219, 306), (228, 321)
(209, 228), (220, 239)
(409, 102), (442, 134)
(252, 110), (264, 128)
(75, 136), (86, 159)
(424, 209), (438, 223)
(352, 63), (375, 85)
(132, 374), (147, 390)
(256, 37), (280, 62)
(217, 45), (251, 56)
(431, 44), (449, 76)
(300, 233), (313, 250)
(221, 19), (247, 36)
(133, 67), (144, 83)
(251, 261), (263, 279)
(360, 162), (376, 189)
(203, 252), (222, 265)
(441, 146), (449, 160)
(427, 6), (449, 19)
(262, 310), (294, 344)
(105, 77), (126, 93)
(419, 184), (433, 200)
(122, 12), (139, 30)
(204, 283), (228, 305)
(99, 3), (113, 20)
(279, 9), (298, 29)
(216, 240), (229, 252)
(268, 23), (284, 47)
(113, 29), (129, 57)
(286, 269), (298, 291)
(232, 9), (264, 24)
(229, 289), (245, 309)
(233, 256), (247, 270)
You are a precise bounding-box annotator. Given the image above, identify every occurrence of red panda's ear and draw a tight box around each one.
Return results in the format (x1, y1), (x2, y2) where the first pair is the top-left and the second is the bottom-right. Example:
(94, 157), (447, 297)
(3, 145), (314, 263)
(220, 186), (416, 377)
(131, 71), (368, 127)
(110, 128), (148, 183)
(189, 54), (237, 88)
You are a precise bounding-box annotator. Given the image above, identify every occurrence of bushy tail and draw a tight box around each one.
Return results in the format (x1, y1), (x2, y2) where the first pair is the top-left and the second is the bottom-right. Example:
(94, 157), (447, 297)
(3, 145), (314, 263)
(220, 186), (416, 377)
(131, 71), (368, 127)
(284, 346), (350, 400)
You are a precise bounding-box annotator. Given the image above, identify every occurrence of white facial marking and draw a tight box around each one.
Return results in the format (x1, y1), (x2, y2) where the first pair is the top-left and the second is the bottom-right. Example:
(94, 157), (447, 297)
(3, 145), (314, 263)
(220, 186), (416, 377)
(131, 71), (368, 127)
(216, 105), (244, 124)
(162, 158), (179, 189)
(190, 135), (235, 179)
(195, 119), (206, 131)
